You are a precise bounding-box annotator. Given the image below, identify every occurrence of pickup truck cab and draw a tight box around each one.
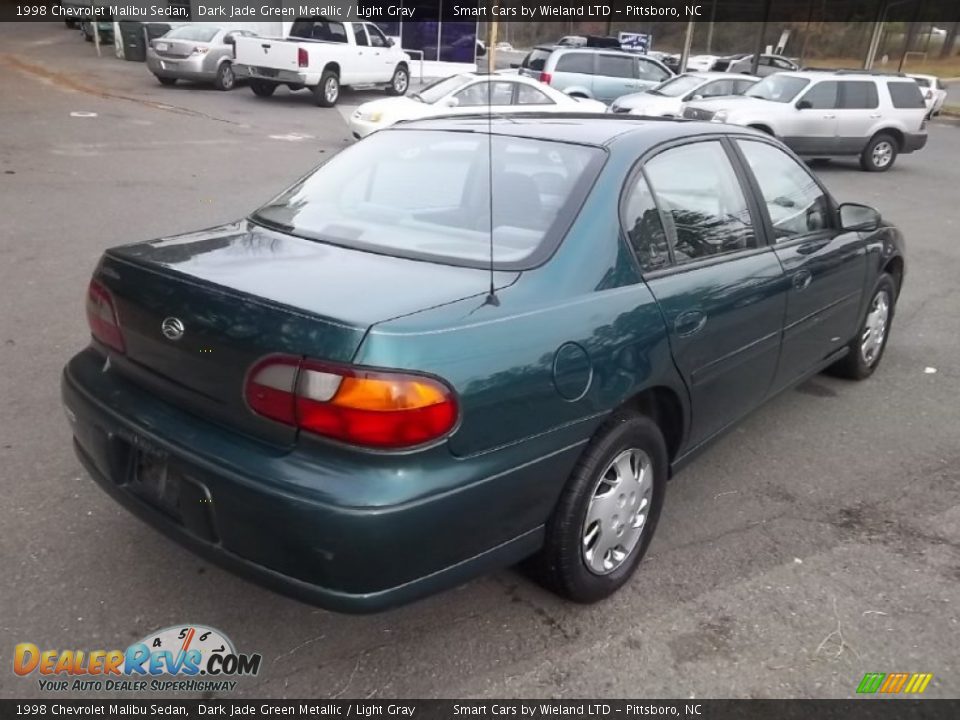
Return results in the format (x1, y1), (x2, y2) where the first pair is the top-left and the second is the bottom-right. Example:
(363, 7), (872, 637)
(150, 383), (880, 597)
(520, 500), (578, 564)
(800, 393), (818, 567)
(234, 18), (410, 107)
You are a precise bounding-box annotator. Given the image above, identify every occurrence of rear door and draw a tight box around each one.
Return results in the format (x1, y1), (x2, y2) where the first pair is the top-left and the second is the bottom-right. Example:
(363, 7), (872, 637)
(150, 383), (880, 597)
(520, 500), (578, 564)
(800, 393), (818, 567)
(835, 80), (881, 153)
(733, 138), (867, 391)
(624, 138), (786, 446)
(592, 53), (638, 102)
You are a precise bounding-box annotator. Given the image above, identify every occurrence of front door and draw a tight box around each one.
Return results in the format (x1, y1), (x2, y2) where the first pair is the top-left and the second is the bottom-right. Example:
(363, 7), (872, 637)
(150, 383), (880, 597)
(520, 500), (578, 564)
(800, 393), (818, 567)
(365, 23), (395, 83)
(625, 139), (787, 446)
(734, 139), (867, 390)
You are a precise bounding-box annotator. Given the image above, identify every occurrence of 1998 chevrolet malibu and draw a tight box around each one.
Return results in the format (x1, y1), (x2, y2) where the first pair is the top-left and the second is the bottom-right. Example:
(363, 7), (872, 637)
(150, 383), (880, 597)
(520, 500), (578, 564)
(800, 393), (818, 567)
(63, 115), (904, 613)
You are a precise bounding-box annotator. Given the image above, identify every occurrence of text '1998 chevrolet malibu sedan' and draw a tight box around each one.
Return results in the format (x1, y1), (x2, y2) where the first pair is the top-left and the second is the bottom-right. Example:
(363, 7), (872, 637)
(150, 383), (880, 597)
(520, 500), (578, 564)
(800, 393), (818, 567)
(63, 115), (905, 613)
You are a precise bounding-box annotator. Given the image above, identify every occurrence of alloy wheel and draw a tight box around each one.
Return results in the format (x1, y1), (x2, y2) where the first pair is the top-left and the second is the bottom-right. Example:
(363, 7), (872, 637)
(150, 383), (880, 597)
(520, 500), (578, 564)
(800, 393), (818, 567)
(872, 140), (894, 169)
(861, 289), (890, 366)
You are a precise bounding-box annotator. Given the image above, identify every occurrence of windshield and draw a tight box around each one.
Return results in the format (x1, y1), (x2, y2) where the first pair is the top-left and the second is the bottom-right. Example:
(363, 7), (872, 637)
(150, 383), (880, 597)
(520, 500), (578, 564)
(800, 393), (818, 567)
(651, 74), (704, 97)
(746, 75), (810, 102)
(164, 26), (220, 42)
(251, 130), (604, 269)
(414, 75), (474, 103)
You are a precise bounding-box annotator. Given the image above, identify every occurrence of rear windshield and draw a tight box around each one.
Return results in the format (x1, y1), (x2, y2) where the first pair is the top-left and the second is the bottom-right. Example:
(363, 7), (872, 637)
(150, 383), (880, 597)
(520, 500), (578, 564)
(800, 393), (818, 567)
(522, 49), (551, 71)
(887, 81), (925, 108)
(251, 130), (604, 269)
(290, 20), (347, 42)
(165, 26), (220, 42)
(746, 74), (810, 102)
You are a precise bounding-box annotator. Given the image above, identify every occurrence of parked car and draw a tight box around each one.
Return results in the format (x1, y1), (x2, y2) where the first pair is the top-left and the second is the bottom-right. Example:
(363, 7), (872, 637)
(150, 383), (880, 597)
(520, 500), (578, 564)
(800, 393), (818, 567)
(609, 72), (759, 117)
(147, 26), (254, 91)
(646, 50), (680, 73)
(685, 54), (720, 72)
(63, 114), (904, 612)
(725, 54), (799, 76)
(517, 46), (672, 103)
(495, 41), (514, 52)
(233, 18), (410, 107)
(908, 73), (947, 117)
(349, 72), (605, 138)
(80, 19), (113, 44)
(683, 70), (928, 171)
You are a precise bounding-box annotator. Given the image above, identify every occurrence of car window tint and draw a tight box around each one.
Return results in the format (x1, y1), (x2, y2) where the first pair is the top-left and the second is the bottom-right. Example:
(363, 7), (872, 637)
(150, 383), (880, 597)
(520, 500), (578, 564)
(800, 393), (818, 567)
(523, 49), (551, 71)
(637, 59), (668, 81)
(644, 141), (757, 264)
(454, 81), (514, 107)
(887, 81), (926, 108)
(351, 23), (369, 46)
(596, 54), (635, 79)
(623, 174), (671, 272)
(555, 52), (594, 74)
(516, 84), (554, 105)
(734, 79), (757, 93)
(366, 24), (388, 48)
(700, 79), (736, 97)
(841, 81), (879, 109)
(738, 141), (832, 241)
(801, 81), (839, 109)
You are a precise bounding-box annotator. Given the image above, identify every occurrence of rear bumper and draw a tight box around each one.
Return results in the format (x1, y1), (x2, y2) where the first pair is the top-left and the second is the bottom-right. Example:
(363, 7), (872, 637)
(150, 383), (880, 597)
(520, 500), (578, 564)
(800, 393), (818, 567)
(242, 65), (320, 86)
(902, 132), (928, 153)
(146, 50), (216, 80)
(61, 348), (578, 612)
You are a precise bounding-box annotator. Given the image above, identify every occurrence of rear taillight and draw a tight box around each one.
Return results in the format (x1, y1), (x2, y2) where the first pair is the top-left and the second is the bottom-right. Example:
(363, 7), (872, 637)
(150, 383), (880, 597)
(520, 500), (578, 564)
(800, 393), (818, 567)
(538, 71), (552, 85)
(245, 356), (458, 450)
(85, 279), (125, 353)
(297, 47), (309, 68)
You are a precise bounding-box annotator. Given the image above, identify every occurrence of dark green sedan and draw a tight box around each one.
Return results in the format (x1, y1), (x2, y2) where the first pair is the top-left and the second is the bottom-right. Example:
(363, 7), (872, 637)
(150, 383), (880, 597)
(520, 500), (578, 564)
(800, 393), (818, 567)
(62, 115), (904, 612)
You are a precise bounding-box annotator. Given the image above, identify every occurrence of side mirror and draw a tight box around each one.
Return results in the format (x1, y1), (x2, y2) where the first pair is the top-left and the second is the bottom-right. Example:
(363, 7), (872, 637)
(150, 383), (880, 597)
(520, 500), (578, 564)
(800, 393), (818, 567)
(839, 203), (881, 232)
(690, 94), (703, 101)
(796, 99), (812, 110)
(444, 97), (459, 108)
(386, 38), (395, 47)
(224, 36), (236, 46)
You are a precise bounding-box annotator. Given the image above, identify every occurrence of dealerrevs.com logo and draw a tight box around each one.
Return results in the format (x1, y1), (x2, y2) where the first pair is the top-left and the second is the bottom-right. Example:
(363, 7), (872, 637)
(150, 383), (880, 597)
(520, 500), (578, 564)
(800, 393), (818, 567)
(14, 624), (262, 693)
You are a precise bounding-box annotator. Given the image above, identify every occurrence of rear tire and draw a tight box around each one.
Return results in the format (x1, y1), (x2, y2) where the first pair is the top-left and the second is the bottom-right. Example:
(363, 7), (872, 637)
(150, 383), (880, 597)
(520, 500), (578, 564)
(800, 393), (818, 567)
(860, 133), (898, 172)
(155, 76), (176, 87)
(386, 65), (409, 96)
(250, 79), (277, 98)
(314, 70), (340, 107)
(531, 412), (667, 603)
(213, 62), (235, 91)
(827, 273), (897, 380)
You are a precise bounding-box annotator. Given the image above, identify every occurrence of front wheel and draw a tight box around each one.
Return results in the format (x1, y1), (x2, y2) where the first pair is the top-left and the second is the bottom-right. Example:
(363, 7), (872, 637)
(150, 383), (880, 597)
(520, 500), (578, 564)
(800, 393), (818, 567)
(314, 70), (340, 107)
(828, 273), (897, 380)
(213, 62), (235, 91)
(250, 79), (277, 98)
(531, 413), (667, 603)
(860, 133), (898, 172)
(386, 65), (409, 96)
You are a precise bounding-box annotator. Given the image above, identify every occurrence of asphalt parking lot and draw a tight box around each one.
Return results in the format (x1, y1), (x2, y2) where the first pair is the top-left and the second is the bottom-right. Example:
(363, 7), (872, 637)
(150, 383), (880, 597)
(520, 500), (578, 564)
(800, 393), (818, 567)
(1, 22), (958, 700)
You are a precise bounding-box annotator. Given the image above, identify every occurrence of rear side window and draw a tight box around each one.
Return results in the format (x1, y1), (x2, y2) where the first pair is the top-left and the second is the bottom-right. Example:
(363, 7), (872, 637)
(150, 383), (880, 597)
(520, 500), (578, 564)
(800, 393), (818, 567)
(351, 23), (368, 47)
(642, 141), (757, 265)
(801, 81), (839, 109)
(841, 81), (879, 109)
(555, 52), (594, 74)
(596, 54), (635, 79)
(622, 174), (671, 272)
(522, 49), (551, 72)
(887, 81), (926, 108)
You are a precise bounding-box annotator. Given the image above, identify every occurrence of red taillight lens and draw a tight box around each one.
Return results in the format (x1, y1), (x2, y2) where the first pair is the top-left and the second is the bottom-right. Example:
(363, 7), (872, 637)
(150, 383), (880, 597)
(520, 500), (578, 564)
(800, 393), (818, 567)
(297, 47), (309, 68)
(538, 71), (552, 85)
(245, 356), (458, 450)
(85, 279), (125, 353)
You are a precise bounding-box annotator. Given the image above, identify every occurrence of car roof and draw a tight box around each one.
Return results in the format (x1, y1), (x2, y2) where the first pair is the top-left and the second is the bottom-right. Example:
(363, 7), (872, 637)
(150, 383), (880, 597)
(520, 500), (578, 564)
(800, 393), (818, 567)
(684, 71), (757, 80)
(390, 114), (763, 148)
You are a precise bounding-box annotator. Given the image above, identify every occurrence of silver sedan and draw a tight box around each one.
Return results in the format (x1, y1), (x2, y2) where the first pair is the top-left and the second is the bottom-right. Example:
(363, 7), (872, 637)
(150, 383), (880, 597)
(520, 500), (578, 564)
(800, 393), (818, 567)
(147, 26), (254, 91)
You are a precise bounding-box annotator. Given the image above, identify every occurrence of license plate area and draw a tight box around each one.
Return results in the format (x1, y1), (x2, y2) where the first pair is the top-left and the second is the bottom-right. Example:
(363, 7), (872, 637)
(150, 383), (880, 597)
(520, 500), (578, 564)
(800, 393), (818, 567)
(129, 451), (183, 522)
(256, 67), (279, 78)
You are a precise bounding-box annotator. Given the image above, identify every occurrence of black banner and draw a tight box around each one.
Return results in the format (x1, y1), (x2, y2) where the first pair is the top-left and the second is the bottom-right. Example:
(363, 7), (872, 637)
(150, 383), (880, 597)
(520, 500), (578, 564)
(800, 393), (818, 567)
(2, 700), (960, 720)
(1, 0), (959, 24)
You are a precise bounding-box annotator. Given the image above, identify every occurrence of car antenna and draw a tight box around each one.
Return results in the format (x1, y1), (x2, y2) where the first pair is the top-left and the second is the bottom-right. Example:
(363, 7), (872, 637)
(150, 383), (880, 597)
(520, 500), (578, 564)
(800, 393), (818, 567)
(483, 35), (500, 308)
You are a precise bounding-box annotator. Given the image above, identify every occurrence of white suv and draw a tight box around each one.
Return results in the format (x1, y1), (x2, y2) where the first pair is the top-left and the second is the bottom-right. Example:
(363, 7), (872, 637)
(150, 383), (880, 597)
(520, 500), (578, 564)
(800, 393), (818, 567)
(683, 70), (928, 171)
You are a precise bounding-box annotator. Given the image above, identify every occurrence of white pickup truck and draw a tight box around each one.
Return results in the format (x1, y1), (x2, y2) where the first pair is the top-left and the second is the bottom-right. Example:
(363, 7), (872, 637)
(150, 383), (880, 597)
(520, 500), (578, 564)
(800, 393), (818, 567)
(234, 18), (411, 107)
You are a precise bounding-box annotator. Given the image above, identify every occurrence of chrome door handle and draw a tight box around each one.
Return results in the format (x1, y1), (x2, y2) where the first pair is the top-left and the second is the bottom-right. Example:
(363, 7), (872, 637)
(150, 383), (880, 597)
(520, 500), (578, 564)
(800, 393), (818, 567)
(869, 113), (882, 118)
(674, 310), (707, 337)
(822, 114), (836, 119)
(792, 269), (813, 290)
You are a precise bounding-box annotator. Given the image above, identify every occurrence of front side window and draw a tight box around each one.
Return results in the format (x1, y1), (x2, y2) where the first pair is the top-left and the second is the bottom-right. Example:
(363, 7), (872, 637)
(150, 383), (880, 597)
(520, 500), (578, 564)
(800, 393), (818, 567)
(251, 131), (603, 268)
(454, 81), (514, 107)
(622, 174), (670, 272)
(643, 141), (757, 264)
(800, 81), (839, 109)
(366, 24), (388, 48)
(555, 52), (594, 74)
(699, 79), (737, 98)
(746, 75), (810, 103)
(737, 141), (832, 241)
(596, 54), (635, 79)
(840, 81), (879, 109)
